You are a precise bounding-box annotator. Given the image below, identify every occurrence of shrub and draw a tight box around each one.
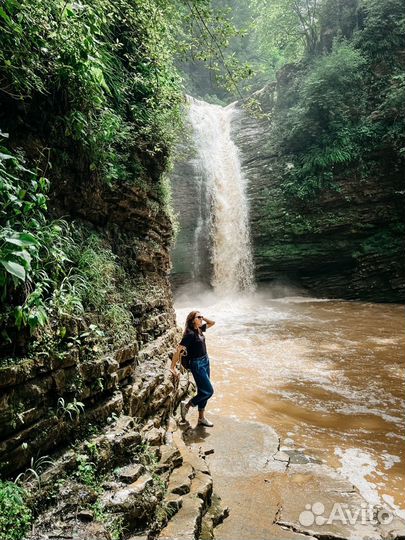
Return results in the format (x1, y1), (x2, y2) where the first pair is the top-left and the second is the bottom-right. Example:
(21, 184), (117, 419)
(0, 0), (184, 183)
(277, 41), (367, 199)
(0, 481), (32, 540)
(0, 139), (74, 353)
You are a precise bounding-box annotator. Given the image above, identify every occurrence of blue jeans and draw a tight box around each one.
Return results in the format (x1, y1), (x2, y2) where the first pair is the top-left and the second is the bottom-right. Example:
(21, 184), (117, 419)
(189, 354), (214, 411)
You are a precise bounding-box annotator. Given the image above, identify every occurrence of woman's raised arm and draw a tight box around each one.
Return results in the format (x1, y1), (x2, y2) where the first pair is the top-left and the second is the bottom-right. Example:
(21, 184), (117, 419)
(202, 316), (215, 328)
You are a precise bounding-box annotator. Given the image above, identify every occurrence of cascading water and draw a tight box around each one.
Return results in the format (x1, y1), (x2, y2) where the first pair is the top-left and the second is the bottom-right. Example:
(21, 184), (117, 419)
(187, 96), (256, 296)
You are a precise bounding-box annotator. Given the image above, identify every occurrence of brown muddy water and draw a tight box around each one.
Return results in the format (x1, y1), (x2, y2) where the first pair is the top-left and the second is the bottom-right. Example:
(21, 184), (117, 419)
(174, 285), (405, 529)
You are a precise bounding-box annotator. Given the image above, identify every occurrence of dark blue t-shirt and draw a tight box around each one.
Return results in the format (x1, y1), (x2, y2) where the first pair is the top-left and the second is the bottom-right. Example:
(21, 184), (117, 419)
(180, 323), (207, 359)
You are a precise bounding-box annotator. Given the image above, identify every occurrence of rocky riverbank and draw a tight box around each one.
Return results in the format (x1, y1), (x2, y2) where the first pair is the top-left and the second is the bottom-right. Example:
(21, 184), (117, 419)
(24, 412), (229, 540)
(182, 414), (405, 540)
(1, 341), (229, 539)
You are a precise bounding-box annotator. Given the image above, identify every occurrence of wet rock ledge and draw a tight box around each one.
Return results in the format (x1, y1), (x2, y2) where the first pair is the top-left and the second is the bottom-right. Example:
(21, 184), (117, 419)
(23, 414), (228, 540)
(0, 321), (228, 540)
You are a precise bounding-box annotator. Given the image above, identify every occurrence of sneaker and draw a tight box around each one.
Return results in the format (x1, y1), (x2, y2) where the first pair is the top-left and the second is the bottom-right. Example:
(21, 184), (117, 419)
(198, 417), (214, 427)
(180, 400), (190, 421)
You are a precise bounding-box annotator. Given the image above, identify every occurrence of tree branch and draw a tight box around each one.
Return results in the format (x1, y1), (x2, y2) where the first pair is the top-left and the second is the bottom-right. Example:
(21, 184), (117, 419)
(185, 0), (244, 98)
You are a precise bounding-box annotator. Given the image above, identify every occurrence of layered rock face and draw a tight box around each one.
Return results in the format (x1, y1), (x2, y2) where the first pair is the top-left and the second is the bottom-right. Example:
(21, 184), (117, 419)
(231, 81), (405, 303)
(169, 133), (213, 292)
(170, 82), (404, 302)
(0, 327), (179, 475)
(0, 162), (176, 472)
(0, 147), (227, 538)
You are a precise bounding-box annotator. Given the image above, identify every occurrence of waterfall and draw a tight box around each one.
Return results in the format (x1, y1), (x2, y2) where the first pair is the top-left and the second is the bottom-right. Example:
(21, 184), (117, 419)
(187, 96), (256, 296)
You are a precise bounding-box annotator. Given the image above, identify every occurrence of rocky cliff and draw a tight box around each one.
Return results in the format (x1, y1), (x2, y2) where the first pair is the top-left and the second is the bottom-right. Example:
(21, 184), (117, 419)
(230, 72), (405, 302)
(0, 162), (228, 537)
(0, 78), (227, 540)
(0, 1), (232, 532)
(169, 133), (214, 292)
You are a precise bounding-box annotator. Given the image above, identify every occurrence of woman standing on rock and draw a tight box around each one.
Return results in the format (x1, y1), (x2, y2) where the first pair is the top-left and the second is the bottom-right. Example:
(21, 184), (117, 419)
(170, 310), (215, 427)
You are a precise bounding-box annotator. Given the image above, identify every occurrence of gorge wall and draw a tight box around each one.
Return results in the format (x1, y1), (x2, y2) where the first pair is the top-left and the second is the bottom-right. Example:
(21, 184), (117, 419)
(0, 144), (228, 536)
(169, 127), (213, 292)
(0, 172), (177, 475)
(231, 72), (404, 303)
(0, 3), (230, 536)
(0, 110), (230, 537)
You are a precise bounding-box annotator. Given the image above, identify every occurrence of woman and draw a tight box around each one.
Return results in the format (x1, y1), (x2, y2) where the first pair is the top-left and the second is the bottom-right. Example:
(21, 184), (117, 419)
(170, 310), (215, 427)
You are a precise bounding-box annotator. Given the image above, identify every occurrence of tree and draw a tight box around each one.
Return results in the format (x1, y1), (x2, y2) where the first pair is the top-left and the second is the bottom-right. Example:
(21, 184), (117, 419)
(250, 0), (321, 62)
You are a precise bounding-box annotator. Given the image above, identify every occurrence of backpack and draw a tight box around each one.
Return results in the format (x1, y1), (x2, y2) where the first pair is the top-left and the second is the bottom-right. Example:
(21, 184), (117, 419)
(180, 351), (191, 370)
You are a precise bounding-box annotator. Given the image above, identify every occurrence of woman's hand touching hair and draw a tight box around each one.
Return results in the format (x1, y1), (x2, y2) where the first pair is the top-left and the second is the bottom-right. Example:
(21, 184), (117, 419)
(202, 315), (215, 327)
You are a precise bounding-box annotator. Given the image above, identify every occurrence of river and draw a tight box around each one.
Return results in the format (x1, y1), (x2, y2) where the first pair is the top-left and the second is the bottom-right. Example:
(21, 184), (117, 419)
(174, 285), (405, 538)
(171, 95), (404, 538)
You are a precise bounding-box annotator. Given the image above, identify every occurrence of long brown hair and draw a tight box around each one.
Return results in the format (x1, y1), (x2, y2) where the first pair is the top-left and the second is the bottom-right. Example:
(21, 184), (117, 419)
(183, 310), (202, 337)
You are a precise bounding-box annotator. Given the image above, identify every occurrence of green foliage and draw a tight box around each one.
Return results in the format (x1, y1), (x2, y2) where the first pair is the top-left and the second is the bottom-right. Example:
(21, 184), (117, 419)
(354, 0), (405, 65)
(276, 41), (367, 199)
(83, 440), (100, 461)
(375, 73), (405, 156)
(92, 499), (125, 539)
(0, 136), (140, 359)
(267, 0), (405, 201)
(14, 455), (54, 489)
(74, 454), (97, 486)
(353, 224), (405, 258)
(0, 0), (186, 184)
(250, 0), (320, 63)
(0, 142), (138, 360)
(0, 481), (32, 540)
(65, 108), (138, 185)
(0, 140), (106, 358)
(177, 1), (255, 98)
(205, 0), (404, 202)
(57, 397), (85, 421)
(318, 0), (360, 49)
(353, 0), (405, 158)
(186, 0), (322, 99)
(0, 140), (74, 349)
(259, 240), (350, 262)
(67, 231), (138, 347)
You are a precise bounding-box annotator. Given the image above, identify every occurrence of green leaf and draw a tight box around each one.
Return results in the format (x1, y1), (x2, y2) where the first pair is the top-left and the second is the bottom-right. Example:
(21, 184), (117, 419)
(90, 66), (111, 94)
(12, 250), (32, 267)
(14, 306), (24, 330)
(5, 237), (26, 247)
(0, 6), (12, 25)
(4, 232), (38, 248)
(0, 260), (26, 281)
(0, 152), (14, 160)
(17, 232), (39, 246)
(26, 306), (48, 331)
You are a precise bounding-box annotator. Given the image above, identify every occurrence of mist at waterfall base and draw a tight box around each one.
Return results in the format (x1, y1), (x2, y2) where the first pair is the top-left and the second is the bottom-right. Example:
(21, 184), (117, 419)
(174, 282), (405, 519)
